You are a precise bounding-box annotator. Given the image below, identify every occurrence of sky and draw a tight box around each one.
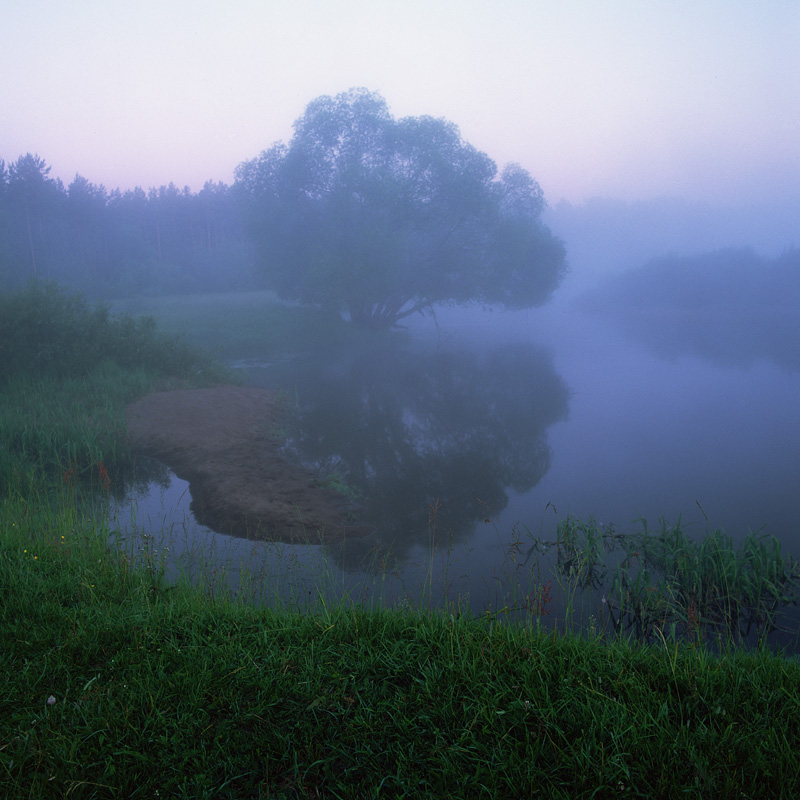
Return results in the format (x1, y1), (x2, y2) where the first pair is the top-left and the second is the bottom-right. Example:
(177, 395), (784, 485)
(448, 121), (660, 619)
(3, 0), (799, 207)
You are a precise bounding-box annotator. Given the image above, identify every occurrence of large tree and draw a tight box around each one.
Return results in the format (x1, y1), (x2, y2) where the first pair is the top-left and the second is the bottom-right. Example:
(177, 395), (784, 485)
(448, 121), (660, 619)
(235, 88), (567, 327)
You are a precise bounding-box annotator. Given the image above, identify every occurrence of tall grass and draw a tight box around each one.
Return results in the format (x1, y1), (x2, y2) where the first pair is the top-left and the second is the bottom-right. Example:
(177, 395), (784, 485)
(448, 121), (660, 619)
(0, 281), (234, 494)
(528, 515), (800, 648)
(3, 490), (800, 798)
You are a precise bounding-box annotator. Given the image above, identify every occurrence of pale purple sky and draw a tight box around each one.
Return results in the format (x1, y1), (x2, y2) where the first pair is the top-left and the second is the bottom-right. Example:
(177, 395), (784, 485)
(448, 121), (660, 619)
(3, 0), (798, 207)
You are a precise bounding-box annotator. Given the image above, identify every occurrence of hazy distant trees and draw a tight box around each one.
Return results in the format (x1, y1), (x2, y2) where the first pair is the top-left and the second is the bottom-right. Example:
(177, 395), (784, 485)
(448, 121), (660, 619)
(544, 196), (800, 286)
(2, 154), (63, 281)
(235, 88), (567, 328)
(584, 247), (800, 314)
(0, 154), (256, 297)
(579, 247), (800, 370)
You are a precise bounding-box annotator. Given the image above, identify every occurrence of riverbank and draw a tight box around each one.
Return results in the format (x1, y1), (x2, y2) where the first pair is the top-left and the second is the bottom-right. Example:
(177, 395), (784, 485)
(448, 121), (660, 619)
(3, 283), (799, 797)
(3, 495), (800, 799)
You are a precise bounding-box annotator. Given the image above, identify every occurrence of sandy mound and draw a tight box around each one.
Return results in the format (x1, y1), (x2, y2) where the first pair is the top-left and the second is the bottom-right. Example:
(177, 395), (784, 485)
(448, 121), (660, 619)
(125, 385), (366, 543)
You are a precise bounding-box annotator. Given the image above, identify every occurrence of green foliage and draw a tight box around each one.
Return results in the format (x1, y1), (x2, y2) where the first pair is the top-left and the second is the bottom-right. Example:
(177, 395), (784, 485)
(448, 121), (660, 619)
(0, 282), (233, 492)
(0, 281), (230, 385)
(236, 88), (567, 328)
(532, 516), (800, 645)
(3, 494), (800, 798)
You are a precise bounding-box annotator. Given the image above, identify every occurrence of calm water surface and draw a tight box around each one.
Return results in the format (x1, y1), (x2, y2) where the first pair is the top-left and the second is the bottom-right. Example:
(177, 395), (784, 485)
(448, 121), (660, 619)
(113, 295), (800, 638)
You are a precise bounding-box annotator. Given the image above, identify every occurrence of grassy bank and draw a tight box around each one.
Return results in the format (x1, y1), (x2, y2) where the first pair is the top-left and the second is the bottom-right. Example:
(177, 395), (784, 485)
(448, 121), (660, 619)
(0, 282), (233, 494)
(107, 290), (386, 361)
(3, 494), (800, 799)
(3, 282), (800, 797)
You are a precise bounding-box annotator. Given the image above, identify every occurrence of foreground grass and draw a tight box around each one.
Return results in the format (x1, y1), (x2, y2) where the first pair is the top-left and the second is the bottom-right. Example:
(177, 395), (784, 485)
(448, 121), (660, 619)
(2, 497), (800, 799)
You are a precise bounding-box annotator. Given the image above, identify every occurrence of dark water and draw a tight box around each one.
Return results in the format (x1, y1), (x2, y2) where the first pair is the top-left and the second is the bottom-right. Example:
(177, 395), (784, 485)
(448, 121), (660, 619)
(112, 295), (800, 642)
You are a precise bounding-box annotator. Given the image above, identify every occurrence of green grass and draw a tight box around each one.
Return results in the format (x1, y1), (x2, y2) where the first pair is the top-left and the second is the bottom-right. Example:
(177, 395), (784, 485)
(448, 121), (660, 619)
(3, 281), (800, 797)
(107, 290), (388, 361)
(3, 495), (800, 799)
(0, 281), (236, 494)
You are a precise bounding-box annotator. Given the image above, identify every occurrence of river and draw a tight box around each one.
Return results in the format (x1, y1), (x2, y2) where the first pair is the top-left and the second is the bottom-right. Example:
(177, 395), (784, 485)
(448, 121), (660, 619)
(111, 289), (800, 646)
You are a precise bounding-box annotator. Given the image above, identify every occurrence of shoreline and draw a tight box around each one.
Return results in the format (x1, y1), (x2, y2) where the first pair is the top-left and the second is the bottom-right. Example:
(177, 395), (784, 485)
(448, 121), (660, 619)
(125, 385), (368, 542)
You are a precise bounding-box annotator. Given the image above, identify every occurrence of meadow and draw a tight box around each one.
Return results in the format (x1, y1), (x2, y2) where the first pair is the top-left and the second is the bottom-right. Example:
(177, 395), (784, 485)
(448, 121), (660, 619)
(2, 282), (800, 799)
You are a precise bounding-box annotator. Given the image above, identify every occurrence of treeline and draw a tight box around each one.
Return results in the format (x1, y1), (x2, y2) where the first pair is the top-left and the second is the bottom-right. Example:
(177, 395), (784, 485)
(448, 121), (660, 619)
(579, 247), (800, 369)
(0, 153), (261, 298)
(584, 247), (800, 314)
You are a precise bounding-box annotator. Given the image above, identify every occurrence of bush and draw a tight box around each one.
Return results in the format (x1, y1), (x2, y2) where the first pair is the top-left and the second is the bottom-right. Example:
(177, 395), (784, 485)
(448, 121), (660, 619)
(0, 280), (232, 493)
(0, 280), (230, 386)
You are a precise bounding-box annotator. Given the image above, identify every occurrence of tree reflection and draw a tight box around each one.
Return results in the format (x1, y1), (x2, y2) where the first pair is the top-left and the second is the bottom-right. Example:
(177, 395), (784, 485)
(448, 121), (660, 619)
(274, 340), (570, 569)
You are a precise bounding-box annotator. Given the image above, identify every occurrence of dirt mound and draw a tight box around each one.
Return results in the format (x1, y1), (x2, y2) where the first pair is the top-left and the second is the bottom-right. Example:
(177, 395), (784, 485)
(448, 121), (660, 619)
(125, 385), (366, 543)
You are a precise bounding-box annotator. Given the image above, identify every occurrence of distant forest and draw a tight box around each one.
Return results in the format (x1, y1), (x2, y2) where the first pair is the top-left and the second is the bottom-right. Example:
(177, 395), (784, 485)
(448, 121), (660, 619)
(3, 152), (799, 320)
(578, 247), (800, 370)
(581, 248), (800, 314)
(0, 153), (261, 298)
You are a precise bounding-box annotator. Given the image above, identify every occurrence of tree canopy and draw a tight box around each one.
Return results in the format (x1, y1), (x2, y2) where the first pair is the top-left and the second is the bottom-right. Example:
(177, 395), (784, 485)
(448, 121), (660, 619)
(235, 88), (567, 327)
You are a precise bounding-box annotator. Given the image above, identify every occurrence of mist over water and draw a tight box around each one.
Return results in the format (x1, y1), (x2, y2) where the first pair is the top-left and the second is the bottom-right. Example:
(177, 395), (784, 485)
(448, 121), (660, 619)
(115, 267), (800, 639)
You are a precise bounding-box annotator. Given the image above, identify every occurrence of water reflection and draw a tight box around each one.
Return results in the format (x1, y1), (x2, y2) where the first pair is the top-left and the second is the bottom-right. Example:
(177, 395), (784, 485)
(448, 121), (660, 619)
(248, 339), (571, 569)
(591, 306), (800, 371)
(109, 467), (340, 608)
(106, 302), (800, 650)
(575, 249), (800, 371)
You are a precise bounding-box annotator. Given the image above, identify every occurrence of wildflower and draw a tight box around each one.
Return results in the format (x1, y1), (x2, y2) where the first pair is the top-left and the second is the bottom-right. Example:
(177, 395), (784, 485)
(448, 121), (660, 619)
(47, 696), (56, 706)
(98, 460), (110, 491)
(63, 466), (77, 487)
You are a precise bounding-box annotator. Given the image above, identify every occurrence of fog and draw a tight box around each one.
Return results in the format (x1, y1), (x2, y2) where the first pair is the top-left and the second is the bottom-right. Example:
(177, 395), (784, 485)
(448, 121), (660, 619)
(100, 191), (799, 642)
(4, 1), (799, 642)
(4, 133), (799, 643)
(106, 260), (800, 643)
(544, 195), (800, 296)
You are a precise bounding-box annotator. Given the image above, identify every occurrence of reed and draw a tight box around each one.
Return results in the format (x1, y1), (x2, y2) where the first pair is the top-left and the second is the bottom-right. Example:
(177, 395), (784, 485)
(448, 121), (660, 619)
(527, 515), (800, 648)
